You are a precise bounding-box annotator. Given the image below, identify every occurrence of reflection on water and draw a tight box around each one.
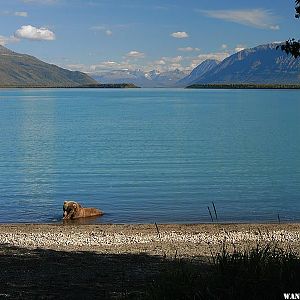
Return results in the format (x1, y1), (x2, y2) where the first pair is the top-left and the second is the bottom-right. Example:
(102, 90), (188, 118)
(18, 98), (57, 218)
(62, 215), (105, 225)
(0, 88), (300, 223)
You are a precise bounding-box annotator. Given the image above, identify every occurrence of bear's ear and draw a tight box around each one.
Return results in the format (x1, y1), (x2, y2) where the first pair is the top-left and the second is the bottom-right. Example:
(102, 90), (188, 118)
(64, 201), (68, 204)
(73, 203), (77, 209)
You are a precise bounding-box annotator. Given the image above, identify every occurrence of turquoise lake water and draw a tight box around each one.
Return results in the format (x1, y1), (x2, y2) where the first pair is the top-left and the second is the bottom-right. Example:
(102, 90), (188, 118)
(0, 88), (299, 223)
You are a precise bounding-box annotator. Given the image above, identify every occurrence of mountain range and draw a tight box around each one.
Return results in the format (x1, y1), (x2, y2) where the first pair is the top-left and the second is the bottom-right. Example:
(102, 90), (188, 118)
(0, 45), (96, 87)
(189, 43), (300, 85)
(91, 43), (300, 87)
(1, 43), (300, 88)
(91, 68), (188, 88)
(176, 59), (219, 87)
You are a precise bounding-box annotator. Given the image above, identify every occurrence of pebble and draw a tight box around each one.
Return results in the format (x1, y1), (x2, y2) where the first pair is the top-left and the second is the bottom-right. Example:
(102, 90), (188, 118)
(0, 229), (299, 249)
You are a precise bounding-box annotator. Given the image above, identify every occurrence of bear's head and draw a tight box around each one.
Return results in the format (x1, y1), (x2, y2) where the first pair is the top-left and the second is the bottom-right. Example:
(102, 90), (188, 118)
(63, 201), (82, 219)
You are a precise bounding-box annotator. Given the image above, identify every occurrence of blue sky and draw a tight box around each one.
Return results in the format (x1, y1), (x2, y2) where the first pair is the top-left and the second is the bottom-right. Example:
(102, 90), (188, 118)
(0, 0), (298, 73)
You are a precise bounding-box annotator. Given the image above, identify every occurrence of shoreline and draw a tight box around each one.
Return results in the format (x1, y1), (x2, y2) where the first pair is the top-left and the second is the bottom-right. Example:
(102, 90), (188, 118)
(1, 223), (299, 257)
(1, 223), (299, 298)
(0, 83), (140, 89)
(2, 85), (300, 89)
(186, 83), (300, 89)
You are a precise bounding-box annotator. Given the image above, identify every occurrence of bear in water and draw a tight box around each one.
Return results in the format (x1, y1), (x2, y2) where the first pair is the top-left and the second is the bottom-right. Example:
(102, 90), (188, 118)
(63, 201), (104, 220)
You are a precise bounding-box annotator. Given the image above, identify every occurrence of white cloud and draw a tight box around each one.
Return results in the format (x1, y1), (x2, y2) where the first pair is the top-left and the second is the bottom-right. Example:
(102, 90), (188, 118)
(221, 44), (228, 49)
(90, 25), (106, 31)
(104, 61), (118, 65)
(270, 25), (280, 30)
(126, 50), (145, 58)
(168, 63), (182, 70)
(101, 61), (118, 67)
(14, 11), (28, 17)
(171, 31), (189, 39)
(235, 44), (246, 52)
(90, 26), (113, 36)
(189, 52), (230, 69)
(153, 59), (166, 65)
(197, 52), (229, 61)
(64, 49), (231, 75)
(1, 10), (28, 17)
(84, 60), (139, 73)
(199, 9), (280, 30)
(89, 61), (119, 71)
(178, 47), (200, 52)
(147, 60), (183, 72)
(14, 25), (55, 41)
(162, 55), (183, 63)
(65, 64), (86, 71)
(0, 35), (19, 46)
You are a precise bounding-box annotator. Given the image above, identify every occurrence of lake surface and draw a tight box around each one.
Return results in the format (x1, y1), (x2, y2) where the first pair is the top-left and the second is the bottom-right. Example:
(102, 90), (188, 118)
(0, 88), (299, 224)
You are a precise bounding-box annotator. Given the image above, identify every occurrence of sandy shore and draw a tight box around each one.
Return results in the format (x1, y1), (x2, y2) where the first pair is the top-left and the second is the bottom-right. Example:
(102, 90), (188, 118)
(1, 223), (300, 257)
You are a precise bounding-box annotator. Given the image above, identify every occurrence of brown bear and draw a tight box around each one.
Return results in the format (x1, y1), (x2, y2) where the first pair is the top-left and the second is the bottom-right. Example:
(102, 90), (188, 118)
(63, 201), (104, 220)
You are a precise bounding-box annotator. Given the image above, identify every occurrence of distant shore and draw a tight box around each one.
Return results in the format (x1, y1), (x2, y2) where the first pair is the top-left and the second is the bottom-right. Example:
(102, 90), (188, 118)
(0, 83), (140, 89)
(1, 84), (300, 89)
(186, 83), (300, 89)
(1, 223), (299, 256)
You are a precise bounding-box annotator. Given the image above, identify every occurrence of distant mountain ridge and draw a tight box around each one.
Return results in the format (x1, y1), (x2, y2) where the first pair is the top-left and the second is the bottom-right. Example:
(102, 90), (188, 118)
(93, 43), (300, 88)
(190, 43), (300, 85)
(92, 68), (188, 87)
(0, 45), (96, 87)
(176, 59), (219, 87)
(3, 43), (299, 88)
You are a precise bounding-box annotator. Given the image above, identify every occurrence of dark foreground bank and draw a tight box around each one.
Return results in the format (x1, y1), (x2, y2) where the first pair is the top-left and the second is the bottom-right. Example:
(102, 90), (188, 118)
(0, 224), (299, 299)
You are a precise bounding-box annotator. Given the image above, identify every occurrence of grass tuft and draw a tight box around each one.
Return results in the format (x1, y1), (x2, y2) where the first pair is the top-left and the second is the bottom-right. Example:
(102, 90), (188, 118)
(146, 243), (300, 300)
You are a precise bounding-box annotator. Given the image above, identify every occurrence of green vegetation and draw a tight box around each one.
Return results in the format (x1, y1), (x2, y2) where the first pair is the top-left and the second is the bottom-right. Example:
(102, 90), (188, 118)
(0, 45), (96, 87)
(186, 83), (300, 89)
(146, 244), (300, 300)
(75, 83), (140, 88)
(1, 242), (299, 299)
(0, 45), (139, 88)
(279, 1), (300, 58)
(0, 83), (140, 88)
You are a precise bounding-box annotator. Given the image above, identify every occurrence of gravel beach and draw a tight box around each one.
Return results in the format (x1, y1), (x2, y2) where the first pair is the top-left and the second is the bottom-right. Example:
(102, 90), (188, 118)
(1, 223), (300, 256)
(0, 223), (299, 299)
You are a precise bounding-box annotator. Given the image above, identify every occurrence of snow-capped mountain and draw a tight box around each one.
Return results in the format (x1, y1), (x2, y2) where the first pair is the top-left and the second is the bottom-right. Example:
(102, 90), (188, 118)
(91, 68), (188, 87)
